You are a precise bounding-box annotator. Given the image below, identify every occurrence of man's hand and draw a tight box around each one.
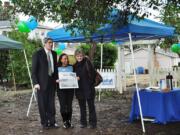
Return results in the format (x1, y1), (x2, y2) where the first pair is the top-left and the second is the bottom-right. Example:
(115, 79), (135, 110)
(34, 84), (40, 90)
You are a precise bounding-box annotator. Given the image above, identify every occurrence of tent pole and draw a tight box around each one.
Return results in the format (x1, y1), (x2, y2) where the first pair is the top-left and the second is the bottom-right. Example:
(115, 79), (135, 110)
(23, 49), (36, 117)
(100, 43), (103, 69)
(128, 33), (145, 133)
(148, 45), (153, 86)
(23, 49), (35, 100)
(9, 50), (17, 91)
(99, 43), (103, 101)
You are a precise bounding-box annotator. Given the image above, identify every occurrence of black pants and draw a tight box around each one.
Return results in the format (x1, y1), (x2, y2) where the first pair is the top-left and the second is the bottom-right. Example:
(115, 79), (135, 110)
(78, 98), (97, 126)
(37, 76), (56, 126)
(57, 89), (74, 122)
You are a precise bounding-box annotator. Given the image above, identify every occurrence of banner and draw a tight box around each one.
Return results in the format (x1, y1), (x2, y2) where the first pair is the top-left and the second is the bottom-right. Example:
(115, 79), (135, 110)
(95, 72), (116, 89)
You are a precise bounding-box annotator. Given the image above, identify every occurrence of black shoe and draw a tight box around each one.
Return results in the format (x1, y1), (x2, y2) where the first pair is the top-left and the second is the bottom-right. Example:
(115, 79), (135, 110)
(42, 123), (49, 130)
(49, 123), (60, 129)
(80, 124), (87, 128)
(63, 121), (69, 129)
(89, 125), (97, 129)
(67, 120), (74, 128)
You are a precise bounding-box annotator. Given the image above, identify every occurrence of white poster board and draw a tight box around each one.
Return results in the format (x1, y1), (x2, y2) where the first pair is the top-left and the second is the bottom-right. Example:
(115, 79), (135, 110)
(58, 72), (79, 89)
(96, 72), (116, 89)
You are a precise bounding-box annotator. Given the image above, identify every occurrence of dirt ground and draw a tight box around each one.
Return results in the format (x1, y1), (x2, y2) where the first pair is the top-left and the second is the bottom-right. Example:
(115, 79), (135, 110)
(1, 88), (180, 135)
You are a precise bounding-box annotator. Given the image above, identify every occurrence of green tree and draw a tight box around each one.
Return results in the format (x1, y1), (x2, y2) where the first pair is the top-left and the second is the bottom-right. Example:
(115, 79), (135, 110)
(8, 0), (179, 36)
(0, 50), (10, 84)
(0, 1), (14, 21)
(8, 0), (179, 61)
(79, 43), (117, 69)
(0, 2), (13, 86)
(8, 30), (42, 86)
(159, 2), (180, 52)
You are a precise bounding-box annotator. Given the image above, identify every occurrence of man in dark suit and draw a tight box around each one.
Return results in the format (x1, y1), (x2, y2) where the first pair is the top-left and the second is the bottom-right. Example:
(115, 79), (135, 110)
(32, 37), (59, 129)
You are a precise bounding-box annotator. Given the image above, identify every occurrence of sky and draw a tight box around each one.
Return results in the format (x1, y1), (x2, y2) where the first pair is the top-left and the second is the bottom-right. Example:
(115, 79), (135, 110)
(1, 0), (162, 29)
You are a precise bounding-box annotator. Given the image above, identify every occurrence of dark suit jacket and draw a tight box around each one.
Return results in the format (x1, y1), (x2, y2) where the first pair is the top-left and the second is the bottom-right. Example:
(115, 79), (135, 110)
(73, 57), (96, 99)
(32, 48), (58, 90)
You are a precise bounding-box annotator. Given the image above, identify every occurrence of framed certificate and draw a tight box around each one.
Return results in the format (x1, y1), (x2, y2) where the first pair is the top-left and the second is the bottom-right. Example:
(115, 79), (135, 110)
(58, 72), (79, 89)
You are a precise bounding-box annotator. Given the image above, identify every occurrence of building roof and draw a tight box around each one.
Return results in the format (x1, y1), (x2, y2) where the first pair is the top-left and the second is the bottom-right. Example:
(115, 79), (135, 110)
(0, 20), (53, 30)
(125, 48), (179, 58)
(0, 20), (11, 28)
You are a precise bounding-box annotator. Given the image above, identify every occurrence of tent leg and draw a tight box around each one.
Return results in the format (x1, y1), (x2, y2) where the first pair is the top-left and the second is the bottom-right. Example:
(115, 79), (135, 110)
(27, 88), (36, 117)
(23, 49), (36, 117)
(98, 89), (101, 101)
(23, 49), (36, 101)
(100, 43), (103, 69)
(117, 46), (123, 93)
(98, 44), (103, 101)
(128, 33), (145, 133)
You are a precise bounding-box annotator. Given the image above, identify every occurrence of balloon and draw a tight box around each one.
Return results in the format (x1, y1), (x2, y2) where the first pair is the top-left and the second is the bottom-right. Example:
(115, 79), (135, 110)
(58, 43), (66, 50)
(171, 44), (180, 53)
(17, 21), (30, 33)
(177, 43), (180, 53)
(55, 48), (62, 55)
(26, 16), (38, 30)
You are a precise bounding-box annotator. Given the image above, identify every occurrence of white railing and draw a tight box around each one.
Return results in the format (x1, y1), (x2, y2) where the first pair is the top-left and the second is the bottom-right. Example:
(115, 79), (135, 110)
(95, 67), (180, 96)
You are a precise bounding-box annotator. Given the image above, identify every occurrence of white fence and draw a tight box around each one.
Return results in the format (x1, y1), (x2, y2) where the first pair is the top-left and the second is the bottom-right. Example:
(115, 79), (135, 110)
(96, 67), (180, 94)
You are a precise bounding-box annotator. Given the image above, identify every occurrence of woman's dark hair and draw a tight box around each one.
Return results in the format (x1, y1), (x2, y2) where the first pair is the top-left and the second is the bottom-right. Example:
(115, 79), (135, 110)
(57, 53), (69, 66)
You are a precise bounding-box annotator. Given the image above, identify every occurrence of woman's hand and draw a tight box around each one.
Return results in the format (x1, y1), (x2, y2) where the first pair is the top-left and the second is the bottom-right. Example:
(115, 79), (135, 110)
(77, 77), (80, 80)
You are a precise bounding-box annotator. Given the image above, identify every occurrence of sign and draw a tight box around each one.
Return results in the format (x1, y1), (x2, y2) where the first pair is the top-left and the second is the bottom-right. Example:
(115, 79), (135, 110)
(58, 72), (79, 89)
(58, 66), (78, 89)
(96, 72), (116, 89)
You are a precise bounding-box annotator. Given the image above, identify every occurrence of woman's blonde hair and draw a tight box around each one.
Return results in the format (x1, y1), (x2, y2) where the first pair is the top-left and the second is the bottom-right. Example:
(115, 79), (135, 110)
(74, 48), (85, 56)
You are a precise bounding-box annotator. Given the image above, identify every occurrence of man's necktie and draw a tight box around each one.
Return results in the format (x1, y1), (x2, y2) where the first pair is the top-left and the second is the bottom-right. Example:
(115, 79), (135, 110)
(47, 52), (52, 76)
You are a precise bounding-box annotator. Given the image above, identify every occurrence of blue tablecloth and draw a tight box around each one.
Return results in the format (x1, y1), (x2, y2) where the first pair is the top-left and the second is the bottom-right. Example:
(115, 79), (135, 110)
(129, 89), (180, 124)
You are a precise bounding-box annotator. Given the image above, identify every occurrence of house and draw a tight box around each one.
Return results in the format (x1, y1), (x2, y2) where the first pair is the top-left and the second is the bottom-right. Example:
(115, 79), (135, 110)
(0, 20), (53, 41)
(125, 48), (180, 74)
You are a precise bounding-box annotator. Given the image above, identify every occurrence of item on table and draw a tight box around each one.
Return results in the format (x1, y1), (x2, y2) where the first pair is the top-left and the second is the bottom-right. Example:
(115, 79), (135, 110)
(162, 87), (170, 92)
(145, 86), (160, 91)
(159, 79), (166, 90)
(166, 73), (173, 90)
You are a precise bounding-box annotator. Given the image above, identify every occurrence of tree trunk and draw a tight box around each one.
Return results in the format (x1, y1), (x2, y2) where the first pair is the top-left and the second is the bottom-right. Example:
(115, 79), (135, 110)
(153, 46), (160, 69)
(88, 42), (97, 61)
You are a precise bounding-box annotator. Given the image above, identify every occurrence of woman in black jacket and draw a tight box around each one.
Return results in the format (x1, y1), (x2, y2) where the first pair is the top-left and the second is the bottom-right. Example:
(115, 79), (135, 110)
(57, 53), (74, 129)
(73, 49), (97, 129)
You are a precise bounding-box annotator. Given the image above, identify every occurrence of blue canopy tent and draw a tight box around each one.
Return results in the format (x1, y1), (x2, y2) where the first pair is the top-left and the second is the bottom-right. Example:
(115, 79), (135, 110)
(97, 17), (174, 42)
(47, 17), (175, 133)
(47, 17), (175, 43)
